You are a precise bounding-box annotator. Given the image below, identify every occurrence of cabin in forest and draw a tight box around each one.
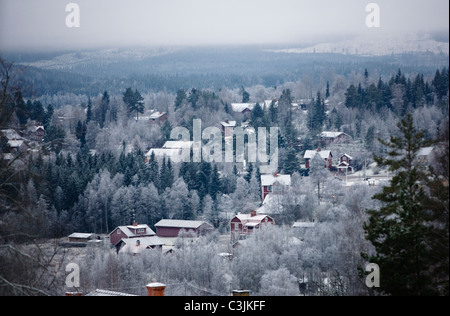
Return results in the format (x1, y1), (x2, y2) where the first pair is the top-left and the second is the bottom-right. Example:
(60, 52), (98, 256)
(35, 126), (45, 141)
(304, 149), (333, 169)
(230, 211), (274, 242)
(220, 120), (237, 137)
(319, 131), (352, 145)
(231, 103), (255, 115)
(149, 111), (167, 124)
(337, 153), (353, 173)
(260, 173), (291, 201)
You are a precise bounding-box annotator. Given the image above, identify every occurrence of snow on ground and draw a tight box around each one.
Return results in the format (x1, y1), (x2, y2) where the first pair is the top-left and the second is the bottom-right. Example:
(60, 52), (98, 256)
(268, 33), (449, 56)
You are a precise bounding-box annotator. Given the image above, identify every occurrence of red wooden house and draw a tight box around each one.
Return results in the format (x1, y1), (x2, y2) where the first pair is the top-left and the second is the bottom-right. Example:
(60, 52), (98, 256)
(337, 153), (353, 173)
(230, 211), (275, 242)
(304, 149), (333, 169)
(109, 222), (156, 246)
(35, 126), (45, 141)
(220, 120), (237, 137)
(260, 173), (291, 201)
(319, 132), (352, 145)
(149, 111), (167, 124)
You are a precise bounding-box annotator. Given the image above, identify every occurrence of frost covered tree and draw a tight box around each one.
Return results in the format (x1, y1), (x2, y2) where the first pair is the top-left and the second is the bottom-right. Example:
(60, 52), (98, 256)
(164, 177), (191, 220)
(309, 153), (330, 204)
(258, 267), (299, 296)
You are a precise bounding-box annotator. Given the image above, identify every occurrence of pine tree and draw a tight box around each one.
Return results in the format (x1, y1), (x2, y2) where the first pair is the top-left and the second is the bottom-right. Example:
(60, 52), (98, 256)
(326, 81), (330, 99)
(159, 157), (174, 192)
(209, 164), (222, 200)
(123, 88), (145, 120)
(268, 100), (278, 123)
(86, 97), (93, 124)
(345, 84), (360, 109)
(283, 147), (300, 175)
(241, 87), (250, 103)
(244, 162), (253, 183)
(421, 121), (449, 295)
(99, 91), (110, 128)
(363, 114), (438, 296)
(14, 91), (29, 125)
(308, 91), (326, 133)
(174, 88), (187, 111)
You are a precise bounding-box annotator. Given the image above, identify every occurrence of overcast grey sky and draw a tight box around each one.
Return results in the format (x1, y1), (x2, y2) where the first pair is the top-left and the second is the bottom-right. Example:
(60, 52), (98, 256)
(0, 0), (448, 50)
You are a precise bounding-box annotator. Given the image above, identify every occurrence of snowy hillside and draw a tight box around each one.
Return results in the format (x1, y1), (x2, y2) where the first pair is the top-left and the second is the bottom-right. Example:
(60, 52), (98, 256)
(269, 33), (449, 56)
(18, 47), (181, 71)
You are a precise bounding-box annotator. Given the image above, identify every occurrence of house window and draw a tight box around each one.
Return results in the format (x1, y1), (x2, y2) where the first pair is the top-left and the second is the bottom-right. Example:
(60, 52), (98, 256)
(137, 228), (145, 233)
(234, 223), (239, 231)
(117, 229), (121, 235)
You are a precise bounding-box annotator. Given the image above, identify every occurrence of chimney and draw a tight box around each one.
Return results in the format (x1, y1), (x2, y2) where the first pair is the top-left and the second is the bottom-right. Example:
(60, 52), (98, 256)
(250, 210), (257, 217)
(146, 283), (166, 296)
(317, 148), (321, 152)
(273, 172), (278, 177)
(132, 221), (138, 226)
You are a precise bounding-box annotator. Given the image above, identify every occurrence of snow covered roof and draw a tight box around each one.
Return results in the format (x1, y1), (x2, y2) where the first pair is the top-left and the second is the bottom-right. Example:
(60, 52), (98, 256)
(7, 139), (25, 148)
(1, 129), (21, 140)
(155, 219), (211, 229)
(68, 233), (94, 239)
(304, 149), (332, 160)
(145, 148), (187, 163)
(163, 141), (193, 149)
(293, 222), (315, 228)
(418, 146), (434, 157)
(260, 174), (291, 186)
(220, 120), (237, 127)
(340, 153), (353, 160)
(320, 131), (351, 139)
(338, 161), (350, 167)
(234, 213), (272, 224)
(149, 111), (166, 119)
(109, 224), (155, 238)
(231, 103), (255, 113)
(86, 289), (137, 297)
(256, 194), (283, 215)
(263, 100), (278, 108)
(119, 236), (164, 254)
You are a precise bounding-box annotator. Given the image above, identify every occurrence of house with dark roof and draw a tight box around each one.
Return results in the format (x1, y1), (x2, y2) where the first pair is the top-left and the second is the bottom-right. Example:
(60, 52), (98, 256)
(319, 131), (352, 145)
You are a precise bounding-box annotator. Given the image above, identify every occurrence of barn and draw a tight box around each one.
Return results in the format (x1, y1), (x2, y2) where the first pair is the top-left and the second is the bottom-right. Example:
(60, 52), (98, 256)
(154, 219), (214, 238)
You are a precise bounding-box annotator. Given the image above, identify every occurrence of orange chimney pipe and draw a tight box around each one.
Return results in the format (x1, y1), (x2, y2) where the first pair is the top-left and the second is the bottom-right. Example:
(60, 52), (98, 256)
(146, 283), (166, 296)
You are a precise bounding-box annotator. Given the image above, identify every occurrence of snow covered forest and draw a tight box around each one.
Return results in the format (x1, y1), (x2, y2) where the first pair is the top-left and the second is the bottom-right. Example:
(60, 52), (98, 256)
(0, 47), (449, 296)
